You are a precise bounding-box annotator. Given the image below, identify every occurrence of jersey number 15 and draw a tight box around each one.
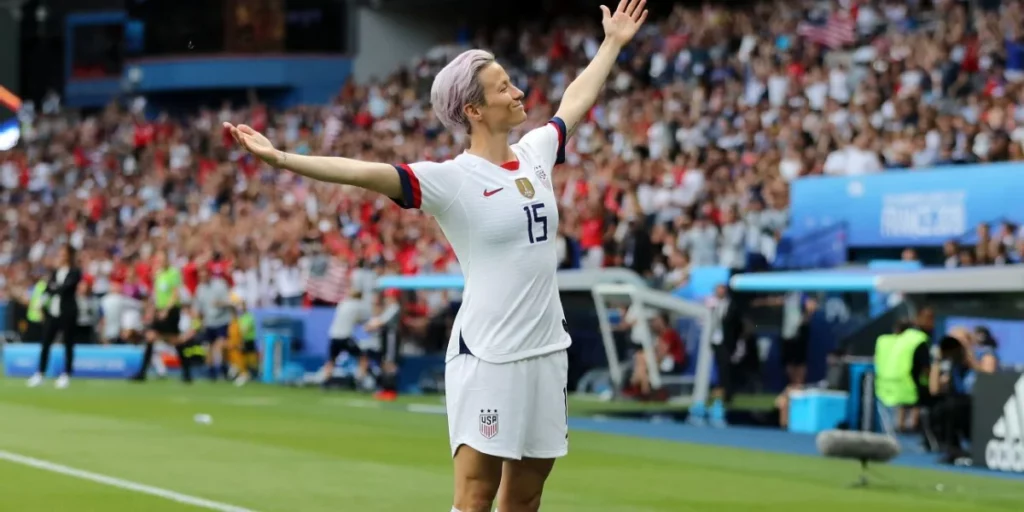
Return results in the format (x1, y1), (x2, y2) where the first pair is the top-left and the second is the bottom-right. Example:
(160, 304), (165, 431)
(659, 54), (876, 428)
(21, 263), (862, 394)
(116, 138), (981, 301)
(523, 203), (548, 244)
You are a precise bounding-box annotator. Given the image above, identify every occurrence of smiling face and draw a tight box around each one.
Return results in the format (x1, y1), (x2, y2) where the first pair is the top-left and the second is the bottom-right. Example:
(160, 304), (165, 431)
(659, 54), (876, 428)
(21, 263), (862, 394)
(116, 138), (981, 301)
(464, 61), (527, 134)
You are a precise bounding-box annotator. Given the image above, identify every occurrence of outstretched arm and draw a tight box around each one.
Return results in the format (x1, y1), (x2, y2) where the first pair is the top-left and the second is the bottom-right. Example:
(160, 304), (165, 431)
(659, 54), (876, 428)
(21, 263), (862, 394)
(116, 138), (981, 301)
(223, 123), (403, 200)
(555, 0), (648, 136)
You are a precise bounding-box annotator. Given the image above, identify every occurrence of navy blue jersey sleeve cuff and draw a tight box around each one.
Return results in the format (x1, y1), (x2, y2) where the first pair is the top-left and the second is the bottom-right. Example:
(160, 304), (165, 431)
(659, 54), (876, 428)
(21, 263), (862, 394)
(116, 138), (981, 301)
(389, 164), (421, 209)
(548, 117), (567, 165)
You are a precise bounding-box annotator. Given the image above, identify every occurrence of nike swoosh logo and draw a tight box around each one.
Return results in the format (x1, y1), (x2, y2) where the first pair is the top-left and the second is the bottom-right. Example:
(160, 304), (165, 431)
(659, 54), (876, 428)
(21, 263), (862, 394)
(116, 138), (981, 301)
(483, 188), (504, 197)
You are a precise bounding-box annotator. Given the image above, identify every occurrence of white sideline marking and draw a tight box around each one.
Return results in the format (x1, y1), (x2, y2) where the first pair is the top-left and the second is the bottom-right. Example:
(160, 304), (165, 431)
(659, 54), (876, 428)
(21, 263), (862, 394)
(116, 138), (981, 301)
(405, 404), (446, 415)
(0, 450), (257, 512)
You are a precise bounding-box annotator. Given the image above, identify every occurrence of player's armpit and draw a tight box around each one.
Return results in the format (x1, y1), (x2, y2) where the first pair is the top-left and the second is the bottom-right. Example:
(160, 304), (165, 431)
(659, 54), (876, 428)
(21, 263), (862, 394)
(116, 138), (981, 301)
(390, 161), (464, 215)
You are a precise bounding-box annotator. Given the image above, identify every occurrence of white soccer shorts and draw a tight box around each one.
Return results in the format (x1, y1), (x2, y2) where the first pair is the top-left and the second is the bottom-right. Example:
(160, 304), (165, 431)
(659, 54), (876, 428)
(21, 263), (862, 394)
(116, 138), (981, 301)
(445, 350), (569, 460)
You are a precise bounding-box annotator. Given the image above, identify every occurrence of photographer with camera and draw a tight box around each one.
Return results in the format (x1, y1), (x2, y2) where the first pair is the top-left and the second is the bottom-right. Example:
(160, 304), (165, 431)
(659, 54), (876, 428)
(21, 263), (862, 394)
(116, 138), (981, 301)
(928, 326), (999, 465)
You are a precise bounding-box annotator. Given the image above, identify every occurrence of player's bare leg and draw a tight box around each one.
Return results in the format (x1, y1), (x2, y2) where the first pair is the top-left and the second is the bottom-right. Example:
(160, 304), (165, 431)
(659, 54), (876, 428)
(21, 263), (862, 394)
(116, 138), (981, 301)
(452, 445), (502, 512)
(496, 457), (554, 512)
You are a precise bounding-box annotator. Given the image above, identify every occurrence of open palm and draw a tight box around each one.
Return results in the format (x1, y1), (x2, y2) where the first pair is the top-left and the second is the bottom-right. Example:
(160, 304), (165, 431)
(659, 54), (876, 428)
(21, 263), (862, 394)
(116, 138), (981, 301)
(601, 0), (648, 47)
(223, 122), (281, 166)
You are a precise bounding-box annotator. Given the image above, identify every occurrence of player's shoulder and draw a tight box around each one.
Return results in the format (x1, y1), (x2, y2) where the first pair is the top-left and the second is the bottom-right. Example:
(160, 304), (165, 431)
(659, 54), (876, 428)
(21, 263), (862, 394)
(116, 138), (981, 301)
(403, 158), (463, 174)
(515, 119), (562, 146)
(513, 117), (567, 163)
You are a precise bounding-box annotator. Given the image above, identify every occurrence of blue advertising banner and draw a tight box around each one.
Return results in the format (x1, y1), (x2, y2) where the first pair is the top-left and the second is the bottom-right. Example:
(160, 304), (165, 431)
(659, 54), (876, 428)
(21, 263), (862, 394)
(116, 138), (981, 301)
(3, 344), (145, 379)
(790, 163), (1024, 248)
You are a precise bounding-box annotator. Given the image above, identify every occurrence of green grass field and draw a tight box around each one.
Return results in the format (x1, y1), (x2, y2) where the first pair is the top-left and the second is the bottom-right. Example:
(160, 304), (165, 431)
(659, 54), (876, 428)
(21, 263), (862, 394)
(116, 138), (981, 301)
(0, 378), (1020, 511)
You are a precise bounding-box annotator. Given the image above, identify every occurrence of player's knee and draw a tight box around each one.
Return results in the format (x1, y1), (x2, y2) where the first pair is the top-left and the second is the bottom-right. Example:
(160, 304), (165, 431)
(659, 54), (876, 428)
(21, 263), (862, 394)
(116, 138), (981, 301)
(498, 461), (552, 512)
(500, 490), (542, 512)
(453, 446), (501, 512)
(453, 479), (498, 512)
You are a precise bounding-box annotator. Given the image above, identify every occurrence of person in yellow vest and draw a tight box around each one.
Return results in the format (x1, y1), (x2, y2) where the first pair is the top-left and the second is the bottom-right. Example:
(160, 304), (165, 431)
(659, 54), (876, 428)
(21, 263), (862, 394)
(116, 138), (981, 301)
(134, 251), (190, 382)
(25, 277), (48, 333)
(875, 308), (934, 433)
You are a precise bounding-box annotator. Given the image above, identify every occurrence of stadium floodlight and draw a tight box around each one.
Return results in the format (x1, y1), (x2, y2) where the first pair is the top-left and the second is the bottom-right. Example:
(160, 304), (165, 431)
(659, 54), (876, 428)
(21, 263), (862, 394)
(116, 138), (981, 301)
(590, 282), (714, 407)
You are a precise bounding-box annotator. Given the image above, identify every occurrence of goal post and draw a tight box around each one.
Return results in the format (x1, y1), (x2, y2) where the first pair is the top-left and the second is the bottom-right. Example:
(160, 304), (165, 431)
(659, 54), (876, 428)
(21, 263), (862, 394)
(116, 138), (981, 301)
(590, 283), (715, 408)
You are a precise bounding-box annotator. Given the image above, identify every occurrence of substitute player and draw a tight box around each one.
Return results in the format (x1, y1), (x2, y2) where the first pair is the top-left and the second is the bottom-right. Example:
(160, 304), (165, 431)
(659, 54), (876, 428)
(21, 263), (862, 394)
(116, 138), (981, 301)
(225, 2), (647, 509)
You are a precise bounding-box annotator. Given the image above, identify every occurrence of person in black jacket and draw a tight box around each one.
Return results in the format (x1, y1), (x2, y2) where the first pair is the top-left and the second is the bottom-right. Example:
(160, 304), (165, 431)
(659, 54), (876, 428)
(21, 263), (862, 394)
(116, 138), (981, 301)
(27, 244), (82, 389)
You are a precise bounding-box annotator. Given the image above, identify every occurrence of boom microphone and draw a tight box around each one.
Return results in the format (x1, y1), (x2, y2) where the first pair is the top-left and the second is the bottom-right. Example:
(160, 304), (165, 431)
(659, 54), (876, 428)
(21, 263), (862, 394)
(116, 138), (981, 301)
(817, 430), (901, 487)
(817, 430), (901, 462)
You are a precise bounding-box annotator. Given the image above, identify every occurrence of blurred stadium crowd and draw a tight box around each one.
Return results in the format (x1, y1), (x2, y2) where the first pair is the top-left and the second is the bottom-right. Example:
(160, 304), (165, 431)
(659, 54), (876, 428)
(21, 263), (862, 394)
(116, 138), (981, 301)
(2, 0), (1024, 357)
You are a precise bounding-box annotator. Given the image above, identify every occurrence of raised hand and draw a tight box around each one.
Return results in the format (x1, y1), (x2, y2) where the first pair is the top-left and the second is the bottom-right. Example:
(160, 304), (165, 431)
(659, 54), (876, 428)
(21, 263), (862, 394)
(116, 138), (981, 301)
(600, 0), (648, 47)
(223, 122), (283, 167)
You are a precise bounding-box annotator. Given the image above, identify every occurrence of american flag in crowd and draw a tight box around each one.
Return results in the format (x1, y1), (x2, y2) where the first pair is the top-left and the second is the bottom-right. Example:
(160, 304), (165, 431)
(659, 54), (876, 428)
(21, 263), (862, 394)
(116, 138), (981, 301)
(305, 256), (349, 305)
(797, 12), (856, 49)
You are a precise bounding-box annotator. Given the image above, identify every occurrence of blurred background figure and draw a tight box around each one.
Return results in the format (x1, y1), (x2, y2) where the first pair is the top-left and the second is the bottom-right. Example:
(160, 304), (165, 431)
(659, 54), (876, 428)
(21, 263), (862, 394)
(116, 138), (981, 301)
(27, 244), (81, 389)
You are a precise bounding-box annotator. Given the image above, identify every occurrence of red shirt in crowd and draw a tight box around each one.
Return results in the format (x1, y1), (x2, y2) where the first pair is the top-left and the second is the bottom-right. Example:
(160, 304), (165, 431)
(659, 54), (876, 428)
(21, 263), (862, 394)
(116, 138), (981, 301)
(133, 122), (155, 148)
(397, 245), (419, 275)
(659, 329), (686, 367)
(182, 261), (199, 294)
(580, 217), (603, 250)
(208, 260), (234, 286)
(134, 261), (153, 289)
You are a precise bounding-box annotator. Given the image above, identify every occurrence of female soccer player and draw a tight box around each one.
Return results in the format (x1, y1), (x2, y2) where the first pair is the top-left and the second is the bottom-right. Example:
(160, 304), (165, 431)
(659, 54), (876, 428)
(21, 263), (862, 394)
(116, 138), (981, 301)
(225, 2), (647, 510)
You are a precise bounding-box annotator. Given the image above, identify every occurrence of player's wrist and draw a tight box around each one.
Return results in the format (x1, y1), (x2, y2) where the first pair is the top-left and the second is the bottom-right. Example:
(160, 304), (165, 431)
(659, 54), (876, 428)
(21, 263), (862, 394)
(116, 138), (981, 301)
(600, 37), (625, 52)
(270, 150), (288, 168)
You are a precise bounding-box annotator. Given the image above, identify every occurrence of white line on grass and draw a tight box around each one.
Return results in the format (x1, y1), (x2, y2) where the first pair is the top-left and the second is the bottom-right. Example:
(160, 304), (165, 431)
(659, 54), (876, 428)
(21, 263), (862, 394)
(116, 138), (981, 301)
(405, 404), (446, 415)
(0, 450), (257, 512)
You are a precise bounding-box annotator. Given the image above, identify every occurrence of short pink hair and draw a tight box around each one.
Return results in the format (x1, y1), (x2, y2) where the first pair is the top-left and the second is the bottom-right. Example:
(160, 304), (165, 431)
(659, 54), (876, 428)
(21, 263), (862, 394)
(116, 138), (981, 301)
(430, 49), (495, 132)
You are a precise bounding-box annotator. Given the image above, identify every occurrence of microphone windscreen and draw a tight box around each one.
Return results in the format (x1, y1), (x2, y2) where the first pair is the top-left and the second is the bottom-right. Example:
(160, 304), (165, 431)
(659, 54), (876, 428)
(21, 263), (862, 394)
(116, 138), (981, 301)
(817, 430), (901, 462)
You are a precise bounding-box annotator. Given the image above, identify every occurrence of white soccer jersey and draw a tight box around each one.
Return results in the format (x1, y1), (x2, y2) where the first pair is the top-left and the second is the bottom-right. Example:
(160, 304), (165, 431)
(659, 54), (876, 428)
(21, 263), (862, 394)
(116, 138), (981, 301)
(393, 118), (570, 364)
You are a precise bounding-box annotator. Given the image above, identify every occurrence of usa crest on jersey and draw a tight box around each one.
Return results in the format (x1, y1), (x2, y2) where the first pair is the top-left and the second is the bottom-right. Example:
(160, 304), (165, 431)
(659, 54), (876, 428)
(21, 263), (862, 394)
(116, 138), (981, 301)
(479, 409), (499, 439)
(534, 165), (552, 190)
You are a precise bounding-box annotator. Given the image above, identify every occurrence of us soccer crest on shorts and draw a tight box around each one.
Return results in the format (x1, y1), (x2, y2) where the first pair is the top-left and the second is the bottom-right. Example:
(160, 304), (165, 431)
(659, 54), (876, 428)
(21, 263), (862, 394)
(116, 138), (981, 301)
(479, 409), (499, 439)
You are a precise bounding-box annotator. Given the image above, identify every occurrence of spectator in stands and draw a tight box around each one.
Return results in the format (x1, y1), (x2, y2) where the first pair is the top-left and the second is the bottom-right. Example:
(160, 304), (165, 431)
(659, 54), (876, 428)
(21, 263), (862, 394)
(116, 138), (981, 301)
(621, 218), (654, 278)
(958, 248), (977, 267)
(942, 240), (960, 268)
(274, 247), (305, 307)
